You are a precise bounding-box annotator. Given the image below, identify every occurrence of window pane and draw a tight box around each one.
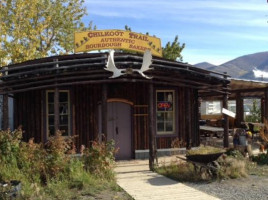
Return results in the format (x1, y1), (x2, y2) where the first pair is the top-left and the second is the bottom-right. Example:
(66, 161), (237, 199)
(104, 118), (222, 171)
(48, 103), (54, 114)
(166, 122), (173, 132)
(49, 116), (54, 125)
(157, 92), (164, 101)
(48, 92), (54, 103)
(157, 112), (164, 121)
(166, 92), (173, 102)
(60, 115), (68, 125)
(59, 92), (68, 102)
(244, 98), (261, 122)
(157, 123), (164, 132)
(49, 126), (55, 136)
(201, 101), (222, 115)
(59, 126), (68, 136)
(165, 112), (173, 121)
(228, 100), (236, 114)
(59, 103), (68, 114)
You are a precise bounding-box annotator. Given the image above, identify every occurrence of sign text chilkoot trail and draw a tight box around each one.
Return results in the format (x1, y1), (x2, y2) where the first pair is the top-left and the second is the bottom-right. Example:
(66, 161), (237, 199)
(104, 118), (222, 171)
(74, 30), (162, 57)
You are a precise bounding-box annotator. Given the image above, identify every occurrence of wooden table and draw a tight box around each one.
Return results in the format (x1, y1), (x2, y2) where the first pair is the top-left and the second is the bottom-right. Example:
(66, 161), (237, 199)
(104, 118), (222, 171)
(200, 125), (224, 138)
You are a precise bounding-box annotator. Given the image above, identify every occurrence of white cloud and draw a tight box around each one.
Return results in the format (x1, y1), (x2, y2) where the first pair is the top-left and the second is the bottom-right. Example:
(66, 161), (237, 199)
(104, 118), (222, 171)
(85, 0), (268, 27)
(83, 0), (268, 65)
(253, 68), (268, 78)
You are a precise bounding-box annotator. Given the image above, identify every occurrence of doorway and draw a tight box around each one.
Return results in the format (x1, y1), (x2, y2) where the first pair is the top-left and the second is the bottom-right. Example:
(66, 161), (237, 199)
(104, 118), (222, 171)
(107, 101), (132, 160)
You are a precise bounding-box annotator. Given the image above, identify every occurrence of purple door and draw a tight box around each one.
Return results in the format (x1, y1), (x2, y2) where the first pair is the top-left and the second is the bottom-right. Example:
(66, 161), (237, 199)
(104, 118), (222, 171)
(107, 102), (132, 160)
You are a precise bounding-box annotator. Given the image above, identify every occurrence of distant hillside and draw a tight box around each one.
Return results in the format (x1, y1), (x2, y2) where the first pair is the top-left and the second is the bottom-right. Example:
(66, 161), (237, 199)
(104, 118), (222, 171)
(194, 51), (268, 80)
(194, 62), (217, 70)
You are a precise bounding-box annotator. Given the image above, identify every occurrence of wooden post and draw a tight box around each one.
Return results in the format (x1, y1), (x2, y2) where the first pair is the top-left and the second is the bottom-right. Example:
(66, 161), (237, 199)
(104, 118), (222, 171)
(261, 97), (264, 123)
(148, 82), (155, 171)
(54, 87), (59, 134)
(185, 89), (191, 149)
(264, 88), (268, 123)
(193, 90), (200, 146)
(54, 59), (59, 135)
(223, 72), (229, 148)
(2, 94), (9, 130)
(235, 92), (244, 127)
(102, 84), (108, 140)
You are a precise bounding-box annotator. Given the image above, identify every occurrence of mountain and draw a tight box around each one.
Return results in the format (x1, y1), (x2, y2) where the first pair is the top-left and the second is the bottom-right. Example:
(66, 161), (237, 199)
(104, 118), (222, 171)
(194, 51), (268, 80)
(194, 62), (217, 70)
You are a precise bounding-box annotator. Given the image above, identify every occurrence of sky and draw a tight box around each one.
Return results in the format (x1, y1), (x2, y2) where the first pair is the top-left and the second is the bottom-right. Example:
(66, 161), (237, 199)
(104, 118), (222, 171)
(82, 0), (268, 65)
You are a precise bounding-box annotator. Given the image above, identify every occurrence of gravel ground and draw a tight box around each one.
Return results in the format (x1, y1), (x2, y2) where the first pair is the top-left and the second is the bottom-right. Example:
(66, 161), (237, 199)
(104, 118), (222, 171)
(186, 175), (268, 200)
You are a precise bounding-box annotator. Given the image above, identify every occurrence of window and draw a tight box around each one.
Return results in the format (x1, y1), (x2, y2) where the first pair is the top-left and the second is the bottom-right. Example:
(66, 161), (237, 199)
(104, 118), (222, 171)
(46, 90), (70, 137)
(200, 101), (222, 115)
(228, 100), (236, 114)
(156, 90), (175, 135)
(243, 98), (261, 122)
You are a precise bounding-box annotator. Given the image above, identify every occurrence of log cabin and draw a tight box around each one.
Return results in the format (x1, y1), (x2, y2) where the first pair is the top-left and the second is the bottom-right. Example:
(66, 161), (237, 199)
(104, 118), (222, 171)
(0, 52), (229, 161)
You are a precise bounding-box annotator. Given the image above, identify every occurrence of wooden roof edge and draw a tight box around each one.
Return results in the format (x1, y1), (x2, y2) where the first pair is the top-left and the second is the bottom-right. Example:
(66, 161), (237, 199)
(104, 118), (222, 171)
(3, 52), (229, 78)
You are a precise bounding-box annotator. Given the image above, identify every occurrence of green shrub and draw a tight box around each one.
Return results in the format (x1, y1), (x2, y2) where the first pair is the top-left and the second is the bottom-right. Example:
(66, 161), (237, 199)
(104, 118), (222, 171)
(252, 151), (268, 165)
(217, 155), (248, 179)
(83, 139), (117, 180)
(225, 148), (245, 160)
(0, 129), (119, 199)
(157, 160), (214, 182)
(0, 129), (22, 165)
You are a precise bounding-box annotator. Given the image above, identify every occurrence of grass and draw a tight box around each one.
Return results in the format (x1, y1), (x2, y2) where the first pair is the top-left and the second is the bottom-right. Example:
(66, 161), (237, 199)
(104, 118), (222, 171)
(247, 159), (268, 176)
(156, 161), (209, 182)
(156, 147), (251, 182)
(0, 129), (131, 199)
(187, 145), (225, 155)
(0, 157), (128, 200)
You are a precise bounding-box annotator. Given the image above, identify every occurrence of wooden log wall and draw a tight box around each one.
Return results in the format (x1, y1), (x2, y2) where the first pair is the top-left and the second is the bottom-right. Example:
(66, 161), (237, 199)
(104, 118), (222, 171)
(72, 85), (101, 149)
(14, 90), (43, 143)
(13, 82), (200, 151)
(155, 87), (199, 149)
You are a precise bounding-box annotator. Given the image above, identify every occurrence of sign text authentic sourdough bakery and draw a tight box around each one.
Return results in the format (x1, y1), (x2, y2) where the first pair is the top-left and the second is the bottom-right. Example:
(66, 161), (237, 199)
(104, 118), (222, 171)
(74, 30), (162, 57)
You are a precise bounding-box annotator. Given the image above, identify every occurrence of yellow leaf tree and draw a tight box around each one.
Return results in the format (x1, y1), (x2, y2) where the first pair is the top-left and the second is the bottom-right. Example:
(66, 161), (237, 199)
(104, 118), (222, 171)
(0, 0), (87, 65)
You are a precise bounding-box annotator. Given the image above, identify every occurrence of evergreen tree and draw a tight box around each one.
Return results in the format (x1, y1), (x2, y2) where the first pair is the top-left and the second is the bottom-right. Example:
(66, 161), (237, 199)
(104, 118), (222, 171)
(125, 25), (185, 61)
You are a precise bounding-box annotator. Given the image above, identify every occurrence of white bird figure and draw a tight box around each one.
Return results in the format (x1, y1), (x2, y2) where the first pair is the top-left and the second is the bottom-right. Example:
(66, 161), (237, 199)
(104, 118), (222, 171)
(133, 49), (153, 79)
(104, 49), (153, 79)
(105, 50), (124, 78)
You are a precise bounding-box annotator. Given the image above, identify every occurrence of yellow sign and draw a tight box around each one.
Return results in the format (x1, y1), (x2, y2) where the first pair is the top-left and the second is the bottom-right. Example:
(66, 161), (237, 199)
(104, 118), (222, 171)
(74, 30), (162, 57)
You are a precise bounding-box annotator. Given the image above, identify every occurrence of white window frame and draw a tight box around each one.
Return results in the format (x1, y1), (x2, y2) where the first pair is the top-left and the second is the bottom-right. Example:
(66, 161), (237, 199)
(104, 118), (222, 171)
(156, 90), (175, 135)
(46, 90), (71, 137)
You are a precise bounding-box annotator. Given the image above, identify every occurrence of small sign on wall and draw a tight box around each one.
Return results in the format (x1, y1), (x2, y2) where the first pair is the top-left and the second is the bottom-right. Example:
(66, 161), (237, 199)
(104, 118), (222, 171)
(157, 102), (172, 111)
(222, 108), (236, 118)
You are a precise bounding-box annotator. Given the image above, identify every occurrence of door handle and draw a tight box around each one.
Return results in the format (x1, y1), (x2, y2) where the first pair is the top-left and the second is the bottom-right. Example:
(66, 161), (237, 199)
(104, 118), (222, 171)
(115, 126), (119, 135)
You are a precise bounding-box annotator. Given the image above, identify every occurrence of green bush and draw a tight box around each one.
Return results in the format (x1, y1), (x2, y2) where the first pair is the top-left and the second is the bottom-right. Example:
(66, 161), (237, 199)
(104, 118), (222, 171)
(252, 151), (268, 165)
(0, 129), (118, 199)
(217, 155), (247, 179)
(225, 148), (245, 160)
(83, 139), (117, 180)
(0, 129), (22, 165)
(156, 161), (206, 182)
